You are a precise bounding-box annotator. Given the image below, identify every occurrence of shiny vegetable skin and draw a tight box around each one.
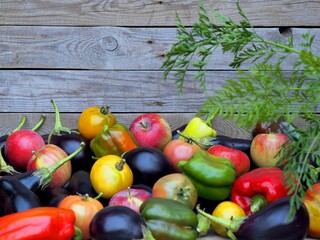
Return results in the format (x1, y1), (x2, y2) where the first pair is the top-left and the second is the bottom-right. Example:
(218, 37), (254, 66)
(123, 147), (174, 187)
(178, 149), (236, 201)
(231, 167), (289, 214)
(178, 117), (217, 140)
(90, 123), (139, 157)
(0, 207), (77, 240)
(140, 197), (198, 240)
(303, 183), (320, 238)
(78, 105), (117, 140)
(0, 176), (42, 216)
(90, 205), (145, 240)
(235, 197), (309, 240)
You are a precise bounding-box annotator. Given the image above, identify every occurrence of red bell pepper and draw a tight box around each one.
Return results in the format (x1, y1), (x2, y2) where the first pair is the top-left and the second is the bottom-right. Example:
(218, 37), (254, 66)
(230, 167), (289, 215)
(0, 207), (81, 240)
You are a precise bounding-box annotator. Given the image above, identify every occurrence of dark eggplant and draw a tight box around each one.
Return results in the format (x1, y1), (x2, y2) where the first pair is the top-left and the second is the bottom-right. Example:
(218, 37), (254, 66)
(89, 205), (145, 240)
(171, 124), (188, 140)
(0, 176), (42, 216)
(67, 170), (97, 197)
(197, 197), (309, 240)
(45, 99), (94, 174)
(38, 186), (69, 207)
(122, 146), (174, 187)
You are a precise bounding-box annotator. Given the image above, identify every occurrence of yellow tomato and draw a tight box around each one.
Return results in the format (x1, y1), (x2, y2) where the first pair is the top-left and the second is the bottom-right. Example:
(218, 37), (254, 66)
(78, 106), (117, 140)
(90, 155), (133, 199)
(211, 201), (246, 237)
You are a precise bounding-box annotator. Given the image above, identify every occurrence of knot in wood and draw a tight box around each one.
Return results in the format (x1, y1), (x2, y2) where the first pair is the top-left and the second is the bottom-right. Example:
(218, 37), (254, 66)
(100, 36), (118, 51)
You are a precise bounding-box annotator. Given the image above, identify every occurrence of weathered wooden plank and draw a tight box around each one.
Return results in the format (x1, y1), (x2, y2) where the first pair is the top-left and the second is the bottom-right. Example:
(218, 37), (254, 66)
(2, 70), (317, 113)
(0, 0), (319, 27)
(0, 26), (319, 70)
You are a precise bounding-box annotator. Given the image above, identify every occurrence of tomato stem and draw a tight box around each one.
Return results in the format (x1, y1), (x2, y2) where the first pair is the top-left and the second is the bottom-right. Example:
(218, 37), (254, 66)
(115, 159), (126, 171)
(100, 106), (110, 115)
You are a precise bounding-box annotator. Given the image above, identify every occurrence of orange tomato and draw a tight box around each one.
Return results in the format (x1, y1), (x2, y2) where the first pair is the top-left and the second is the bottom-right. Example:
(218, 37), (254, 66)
(211, 201), (246, 237)
(90, 155), (133, 199)
(58, 194), (104, 240)
(78, 106), (117, 140)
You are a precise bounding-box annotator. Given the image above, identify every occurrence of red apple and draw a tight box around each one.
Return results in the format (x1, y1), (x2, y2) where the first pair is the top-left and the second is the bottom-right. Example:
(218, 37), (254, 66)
(27, 144), (72, 188)
(5, 129), (45, 170)
(108, 187), (152, 214)
(129, 113), (172, 151)
(207, 145), (250, 177)
(250, 133), (290, 167)
(163, 139), (201, 172)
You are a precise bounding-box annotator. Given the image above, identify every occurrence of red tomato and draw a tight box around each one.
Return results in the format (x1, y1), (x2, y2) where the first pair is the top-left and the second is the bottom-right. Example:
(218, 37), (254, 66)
(163, 139), (200, 172)
(58, 194), (104, 240)
(152, 173), (198, 209)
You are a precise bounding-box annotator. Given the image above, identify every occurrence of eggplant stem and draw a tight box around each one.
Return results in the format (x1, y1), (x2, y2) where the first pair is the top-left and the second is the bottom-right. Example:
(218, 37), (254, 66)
(48, 99), (71, 143)
(31, 114), (46, 131)
(196, 204), (244, 236)
(32, 142), (85, 189)
(0, 150), (19, 174)
(8, 116), (27, 135)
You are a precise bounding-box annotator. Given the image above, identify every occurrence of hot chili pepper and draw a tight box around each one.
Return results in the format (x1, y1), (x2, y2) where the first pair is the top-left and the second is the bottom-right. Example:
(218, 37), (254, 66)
(140, 197), (199, 240)
(230, 167), (290, 215)
(178, 149), (236, 201)
(90, 123), (139, 157)
(303, 182), (320, 238)
(178, 117), (217, 140)
(0, 207), (81, 240)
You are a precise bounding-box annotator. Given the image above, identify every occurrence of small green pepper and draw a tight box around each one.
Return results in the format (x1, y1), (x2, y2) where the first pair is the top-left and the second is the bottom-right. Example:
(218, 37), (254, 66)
(178, 149), (236, 201)
(140, 198), (198, 240)
(178, 117), (217, 140)
(90, 123), (139, 157)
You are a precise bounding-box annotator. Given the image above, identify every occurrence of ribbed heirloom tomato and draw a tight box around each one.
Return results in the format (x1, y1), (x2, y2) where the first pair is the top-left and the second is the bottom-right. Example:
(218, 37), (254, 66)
(90, 155), (133, 199)
(78, 105), (117, 140)
(58, 194), (104, 240)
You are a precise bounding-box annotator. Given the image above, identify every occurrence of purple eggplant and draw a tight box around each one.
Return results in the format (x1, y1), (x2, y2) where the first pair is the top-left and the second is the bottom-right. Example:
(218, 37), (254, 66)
(89, 205), (145, 240)
(122, 146), (174, 187)
(46, 99), (94, 173)
(197, 197), (309, 240)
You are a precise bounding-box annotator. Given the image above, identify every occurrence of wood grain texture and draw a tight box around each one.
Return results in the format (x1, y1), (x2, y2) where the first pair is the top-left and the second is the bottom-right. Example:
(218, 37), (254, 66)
(0, 0), (319, 27)
(1, 70), (318, 113)
(0, 26), (319, 70)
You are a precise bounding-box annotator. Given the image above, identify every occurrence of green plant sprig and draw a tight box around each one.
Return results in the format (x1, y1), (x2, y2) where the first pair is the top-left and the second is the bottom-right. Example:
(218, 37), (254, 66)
(162, 0), (320, 219)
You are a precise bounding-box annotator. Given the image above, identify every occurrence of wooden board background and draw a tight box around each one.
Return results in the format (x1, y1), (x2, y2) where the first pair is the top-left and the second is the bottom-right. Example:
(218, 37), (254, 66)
(0, 1), (319, 239)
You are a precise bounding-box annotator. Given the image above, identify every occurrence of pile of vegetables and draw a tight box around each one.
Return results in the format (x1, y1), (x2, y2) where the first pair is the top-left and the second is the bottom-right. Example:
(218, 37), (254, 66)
(0, 98), (319, 240)
(0, 1), (319, 240)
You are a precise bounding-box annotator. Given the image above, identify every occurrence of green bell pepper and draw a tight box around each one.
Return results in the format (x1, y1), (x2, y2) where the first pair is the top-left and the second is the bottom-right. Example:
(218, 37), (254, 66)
(178, 149), (236, 201)
(140, 198), (198, 240)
